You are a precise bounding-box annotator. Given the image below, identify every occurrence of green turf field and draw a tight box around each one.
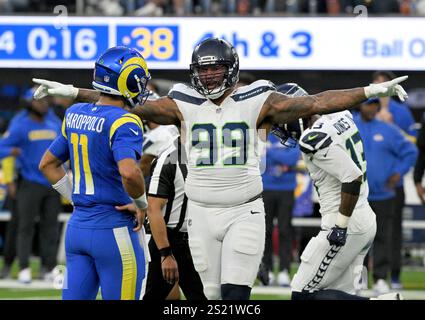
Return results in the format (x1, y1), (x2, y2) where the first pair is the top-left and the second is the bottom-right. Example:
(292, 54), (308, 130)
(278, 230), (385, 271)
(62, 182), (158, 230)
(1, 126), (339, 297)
(0, 258), (423, 300)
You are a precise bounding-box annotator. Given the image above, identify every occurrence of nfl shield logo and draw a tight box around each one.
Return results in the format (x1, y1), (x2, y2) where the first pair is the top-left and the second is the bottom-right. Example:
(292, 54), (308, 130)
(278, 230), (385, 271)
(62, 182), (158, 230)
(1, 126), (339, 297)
(104, 76), (110, 82)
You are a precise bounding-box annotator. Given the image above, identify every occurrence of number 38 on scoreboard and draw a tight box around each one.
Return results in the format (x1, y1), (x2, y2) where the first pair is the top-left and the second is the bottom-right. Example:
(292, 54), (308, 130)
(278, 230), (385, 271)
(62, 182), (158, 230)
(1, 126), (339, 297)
(116, 25), (179, 62)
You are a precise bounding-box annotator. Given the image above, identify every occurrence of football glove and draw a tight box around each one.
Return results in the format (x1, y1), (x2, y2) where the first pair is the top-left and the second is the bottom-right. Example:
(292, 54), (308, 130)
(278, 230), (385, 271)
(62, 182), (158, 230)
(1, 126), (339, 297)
(32, 78), (79, 100)
(327, 226), (347, 246)
(364, 75), (408, 101)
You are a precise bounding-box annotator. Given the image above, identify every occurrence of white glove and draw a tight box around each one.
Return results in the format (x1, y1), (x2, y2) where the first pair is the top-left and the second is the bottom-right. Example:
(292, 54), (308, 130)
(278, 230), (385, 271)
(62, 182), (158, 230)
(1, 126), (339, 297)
(32, 78), (79, 100)
(364, 75), (409, 101)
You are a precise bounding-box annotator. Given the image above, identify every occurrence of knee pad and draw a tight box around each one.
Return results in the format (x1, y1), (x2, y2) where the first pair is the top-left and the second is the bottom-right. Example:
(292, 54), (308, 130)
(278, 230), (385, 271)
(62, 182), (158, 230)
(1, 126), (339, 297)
(221, 284), (251, 300)
(203, 283), (221, 300)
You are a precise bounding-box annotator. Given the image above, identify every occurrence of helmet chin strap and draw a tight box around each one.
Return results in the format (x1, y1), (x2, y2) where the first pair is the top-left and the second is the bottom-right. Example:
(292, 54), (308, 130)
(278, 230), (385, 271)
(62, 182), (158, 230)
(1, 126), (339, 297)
(206, 89), (225, 100)
(202, 78), (228, 100)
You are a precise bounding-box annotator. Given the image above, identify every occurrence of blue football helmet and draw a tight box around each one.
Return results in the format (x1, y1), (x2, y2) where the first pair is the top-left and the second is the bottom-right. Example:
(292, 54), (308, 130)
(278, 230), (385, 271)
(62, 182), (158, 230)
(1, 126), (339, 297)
(92, 46), (151, 108)
(270, 83), (310, 148)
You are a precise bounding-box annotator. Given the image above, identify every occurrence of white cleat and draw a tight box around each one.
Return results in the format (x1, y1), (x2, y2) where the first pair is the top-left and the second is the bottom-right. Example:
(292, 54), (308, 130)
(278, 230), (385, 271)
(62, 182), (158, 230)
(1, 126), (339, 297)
(18, 268), (32, 284)
(373, 279), (390, 295)
(277, 270), (291, 287)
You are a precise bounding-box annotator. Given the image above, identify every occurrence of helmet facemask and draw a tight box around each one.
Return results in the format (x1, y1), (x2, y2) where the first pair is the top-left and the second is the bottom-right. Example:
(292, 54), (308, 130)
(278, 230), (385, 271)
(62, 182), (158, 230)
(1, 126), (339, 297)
(190, 61), (235, 99)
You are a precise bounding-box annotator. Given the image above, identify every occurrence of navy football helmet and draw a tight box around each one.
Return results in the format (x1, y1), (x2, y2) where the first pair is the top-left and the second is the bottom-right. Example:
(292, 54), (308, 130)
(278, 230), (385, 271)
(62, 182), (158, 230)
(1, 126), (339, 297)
(92, 46), (151, 108)
(271, 83), (310, 147)
(190, 38), (239, 99)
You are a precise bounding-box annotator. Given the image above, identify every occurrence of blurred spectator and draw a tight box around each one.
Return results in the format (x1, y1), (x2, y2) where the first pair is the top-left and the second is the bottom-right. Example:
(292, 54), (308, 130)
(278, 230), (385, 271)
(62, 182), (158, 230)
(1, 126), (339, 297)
(354, 98), (417, 295)
(10, 0), (425, 15)
(372, 70), (417, 290)
(135, 0), (166, 15)
(342, 0), (400, 14)
(237, 0), (252, 14)
(86, 0), (124, 15)
(417, 0), (425, 14)
(0, 0), (12, 12)
(298, 0), (335, 14)
(372, 71), (417, 142)
(0, 87), (62, 283)
(261, 133), (300, 286)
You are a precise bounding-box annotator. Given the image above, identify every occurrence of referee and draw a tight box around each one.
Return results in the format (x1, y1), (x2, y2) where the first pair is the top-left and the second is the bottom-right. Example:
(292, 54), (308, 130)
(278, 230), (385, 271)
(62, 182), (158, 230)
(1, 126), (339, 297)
(143, 137), (206, 300)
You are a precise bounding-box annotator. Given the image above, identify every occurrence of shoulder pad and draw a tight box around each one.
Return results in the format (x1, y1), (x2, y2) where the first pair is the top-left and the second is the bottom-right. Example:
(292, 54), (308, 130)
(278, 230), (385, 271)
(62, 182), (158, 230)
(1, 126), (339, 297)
(299, 131), (333, 154)
(231, 80), (276, 102)
(167, 83), (207, 106)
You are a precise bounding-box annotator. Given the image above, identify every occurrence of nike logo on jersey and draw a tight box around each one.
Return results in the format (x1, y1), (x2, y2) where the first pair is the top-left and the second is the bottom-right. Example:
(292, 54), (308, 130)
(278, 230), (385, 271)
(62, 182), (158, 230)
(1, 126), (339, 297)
(129, 128), (139, 136)
(308, 134), (319, 141)
(250, 210), (261, 215)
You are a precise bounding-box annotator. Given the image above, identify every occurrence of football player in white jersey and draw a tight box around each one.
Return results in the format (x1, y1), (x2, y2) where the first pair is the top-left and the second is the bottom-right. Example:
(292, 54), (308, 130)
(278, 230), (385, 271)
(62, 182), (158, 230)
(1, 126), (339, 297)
(33, 38), (408, 300)
(272, 83), (401, 300)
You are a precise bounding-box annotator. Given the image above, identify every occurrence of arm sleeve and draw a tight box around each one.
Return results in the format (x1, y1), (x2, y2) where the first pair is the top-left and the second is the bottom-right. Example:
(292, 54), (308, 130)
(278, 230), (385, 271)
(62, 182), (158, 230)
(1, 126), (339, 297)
(310, 143), (363, 183)
(48, 135), (70, 163)
(148, 155), (175, 198)
(390, 126), (418, 177)
(110, 122), (143, 163)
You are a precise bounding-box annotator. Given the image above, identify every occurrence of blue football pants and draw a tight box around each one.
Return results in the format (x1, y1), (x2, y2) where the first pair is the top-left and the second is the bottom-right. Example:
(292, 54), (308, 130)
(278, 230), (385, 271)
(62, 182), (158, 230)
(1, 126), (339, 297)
(62, 224), (145, 300)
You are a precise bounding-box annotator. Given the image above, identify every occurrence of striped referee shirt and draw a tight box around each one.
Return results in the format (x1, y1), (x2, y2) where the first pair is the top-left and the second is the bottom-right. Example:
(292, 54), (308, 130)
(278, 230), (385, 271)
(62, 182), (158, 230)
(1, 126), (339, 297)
(148, 138), (188, 232)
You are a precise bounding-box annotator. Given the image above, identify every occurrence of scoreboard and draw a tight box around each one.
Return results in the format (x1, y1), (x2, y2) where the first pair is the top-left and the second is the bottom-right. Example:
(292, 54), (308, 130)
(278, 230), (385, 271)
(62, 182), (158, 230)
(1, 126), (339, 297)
(0, 16), (424, 70)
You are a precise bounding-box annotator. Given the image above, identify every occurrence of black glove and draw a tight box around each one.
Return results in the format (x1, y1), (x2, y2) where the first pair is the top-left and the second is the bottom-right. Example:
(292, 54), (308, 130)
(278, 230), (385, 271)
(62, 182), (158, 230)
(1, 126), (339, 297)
(327, 226), (348, 246)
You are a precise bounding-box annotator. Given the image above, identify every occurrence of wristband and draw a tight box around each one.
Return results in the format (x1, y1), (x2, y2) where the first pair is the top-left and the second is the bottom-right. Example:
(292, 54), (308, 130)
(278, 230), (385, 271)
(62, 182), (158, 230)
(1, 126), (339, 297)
(159, 246), (173, 258)
(336, 212), (349, 228)
(133, 193), (148, 210)
(52, 174), (73, 203)
(363, 86), (373, 99)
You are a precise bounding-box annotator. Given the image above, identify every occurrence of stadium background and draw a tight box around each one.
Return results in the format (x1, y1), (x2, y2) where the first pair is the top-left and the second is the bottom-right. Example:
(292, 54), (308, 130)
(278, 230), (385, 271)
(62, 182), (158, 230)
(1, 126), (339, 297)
(0, 0), (424, 300)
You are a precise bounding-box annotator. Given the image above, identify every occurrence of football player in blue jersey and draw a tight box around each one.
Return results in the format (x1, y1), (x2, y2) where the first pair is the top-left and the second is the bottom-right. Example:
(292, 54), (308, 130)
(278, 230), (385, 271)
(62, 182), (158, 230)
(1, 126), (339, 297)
(39, 46), (151, 300)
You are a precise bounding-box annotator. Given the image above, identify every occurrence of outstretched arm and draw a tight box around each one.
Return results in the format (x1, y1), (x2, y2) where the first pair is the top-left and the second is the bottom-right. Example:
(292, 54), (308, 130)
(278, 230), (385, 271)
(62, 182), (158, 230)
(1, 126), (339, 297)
(77, 89), (100, 102)
(132, 96), (182, 125)
(260, 76), (408, 126)
(265, 88), (366, 125)
(32, 78), (182, 125)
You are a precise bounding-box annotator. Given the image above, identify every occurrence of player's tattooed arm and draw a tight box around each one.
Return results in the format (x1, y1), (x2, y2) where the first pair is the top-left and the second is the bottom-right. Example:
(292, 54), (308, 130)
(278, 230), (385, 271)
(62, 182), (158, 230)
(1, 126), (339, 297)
(262, 88), (366, 125)
(76, 89), (100, 102)
(132, 97), (182, 126)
